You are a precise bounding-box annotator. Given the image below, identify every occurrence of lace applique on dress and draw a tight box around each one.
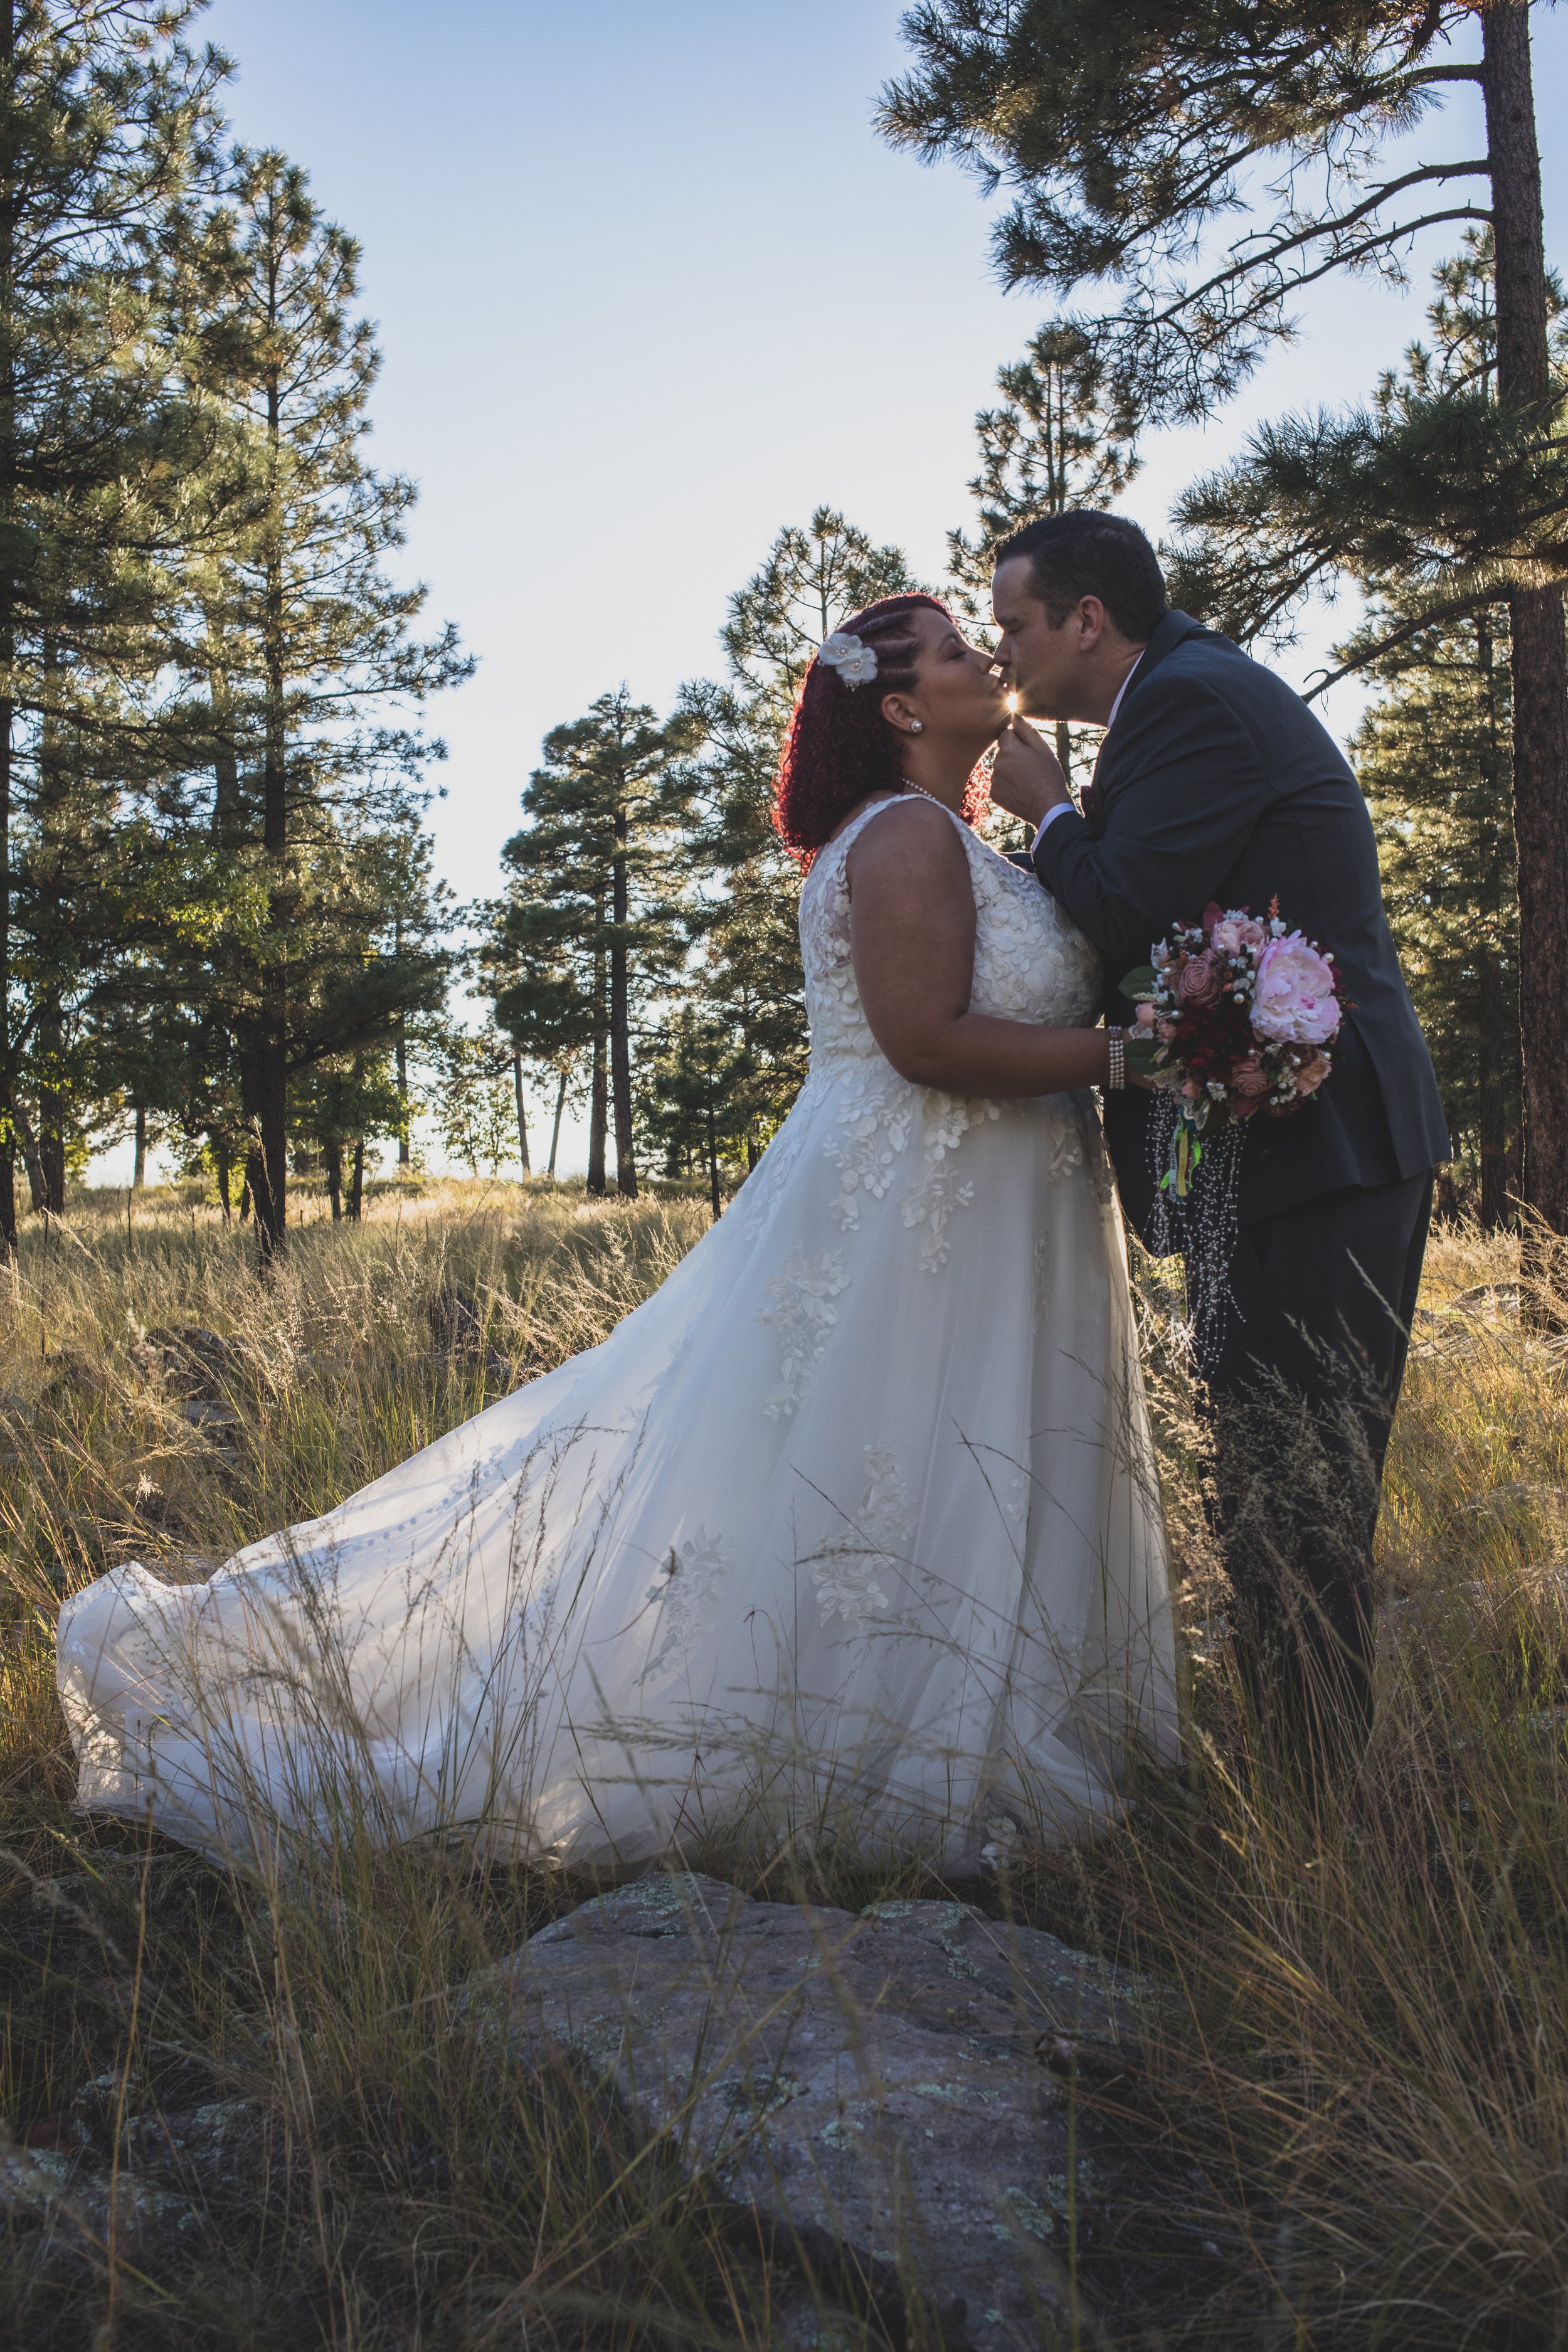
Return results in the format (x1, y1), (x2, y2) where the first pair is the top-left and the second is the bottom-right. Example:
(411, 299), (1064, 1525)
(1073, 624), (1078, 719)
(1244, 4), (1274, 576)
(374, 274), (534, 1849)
(1047, 1118), (1084, 1184)
(825, 1070), (913, 1230)
(638, 1525), (736, 1682)
(812, 1447), (917, 1638)
(757, 1249), (849, 1419)
(901, 1092), (1003, 1272)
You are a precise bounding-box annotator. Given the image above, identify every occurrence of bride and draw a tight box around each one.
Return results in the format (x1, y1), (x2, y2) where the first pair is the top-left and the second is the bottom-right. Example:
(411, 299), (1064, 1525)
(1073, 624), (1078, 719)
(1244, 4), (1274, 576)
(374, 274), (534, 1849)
(56, 594), (1176, 1875)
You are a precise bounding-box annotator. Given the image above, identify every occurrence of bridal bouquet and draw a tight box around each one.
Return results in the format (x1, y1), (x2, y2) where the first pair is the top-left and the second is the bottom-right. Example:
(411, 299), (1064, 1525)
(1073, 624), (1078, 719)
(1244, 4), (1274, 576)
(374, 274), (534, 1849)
(1121, 900), (1342, 1202)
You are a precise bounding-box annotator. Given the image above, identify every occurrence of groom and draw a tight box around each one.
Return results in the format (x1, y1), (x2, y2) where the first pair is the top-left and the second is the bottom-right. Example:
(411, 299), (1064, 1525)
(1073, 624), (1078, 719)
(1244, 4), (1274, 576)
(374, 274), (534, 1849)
(988, 512), (1449, 1783)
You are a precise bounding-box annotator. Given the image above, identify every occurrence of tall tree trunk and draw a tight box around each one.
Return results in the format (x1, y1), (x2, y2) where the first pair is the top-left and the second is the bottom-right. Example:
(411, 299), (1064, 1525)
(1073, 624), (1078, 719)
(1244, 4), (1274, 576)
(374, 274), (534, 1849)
(610, 822), (637, 1198)
(1484, 1), (1568, 1250)
(349, 1135), (364, 1221)
(252, 362), (290, 1268)
(587, 1025), (608, 1195)
(34, 630), (63, 1216)
(325, 1137), (343, 1221)
(210, 658), (240, 845)
(1477, 941), (1510, 1229)
(512, 1051), (530, 1174)
(36, 999), (63, 1215)
(0, 3), (17, 1263)
(132, 1103), (147, 1191)
(547, 1062), (568, 1179)
(586, 928), (608, 1195)
(1476, 611), (1513, 1231)
(12, 1095), (44, 1212)
(706, 1102), (721, 1221)
(396, 1015), (411, 1166)
(215, 1133), (232, 1222)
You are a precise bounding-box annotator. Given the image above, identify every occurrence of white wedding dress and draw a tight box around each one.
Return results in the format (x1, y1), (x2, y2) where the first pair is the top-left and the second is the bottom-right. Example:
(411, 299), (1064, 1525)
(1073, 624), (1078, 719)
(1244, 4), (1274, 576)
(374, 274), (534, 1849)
(57, 798), (1177, 1873)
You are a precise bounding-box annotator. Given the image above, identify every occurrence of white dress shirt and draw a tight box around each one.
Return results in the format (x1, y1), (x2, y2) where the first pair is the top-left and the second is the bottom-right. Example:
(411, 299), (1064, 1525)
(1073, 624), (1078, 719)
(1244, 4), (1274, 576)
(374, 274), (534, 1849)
(1029, 656), (1142, 856)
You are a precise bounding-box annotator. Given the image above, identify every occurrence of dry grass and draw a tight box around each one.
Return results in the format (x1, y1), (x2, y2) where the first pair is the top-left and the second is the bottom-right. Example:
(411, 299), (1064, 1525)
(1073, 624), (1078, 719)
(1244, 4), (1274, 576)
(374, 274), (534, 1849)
(0, 1184), (1565, 2347)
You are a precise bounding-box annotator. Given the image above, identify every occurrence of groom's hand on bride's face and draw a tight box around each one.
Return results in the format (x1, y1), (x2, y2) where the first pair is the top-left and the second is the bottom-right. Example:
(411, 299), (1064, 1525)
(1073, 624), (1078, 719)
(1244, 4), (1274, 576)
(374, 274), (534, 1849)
(990, 717), (1073, 830)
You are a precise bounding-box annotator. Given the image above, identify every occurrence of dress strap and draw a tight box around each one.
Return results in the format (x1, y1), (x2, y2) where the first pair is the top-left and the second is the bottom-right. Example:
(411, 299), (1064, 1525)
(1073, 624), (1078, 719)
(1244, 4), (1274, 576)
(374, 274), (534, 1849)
(825, 792), (969, 864)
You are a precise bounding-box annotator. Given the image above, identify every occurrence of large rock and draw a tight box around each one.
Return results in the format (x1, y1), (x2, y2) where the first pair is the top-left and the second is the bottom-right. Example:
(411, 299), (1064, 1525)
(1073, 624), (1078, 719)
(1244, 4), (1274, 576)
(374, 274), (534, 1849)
(465, 1872), (1164, 2349)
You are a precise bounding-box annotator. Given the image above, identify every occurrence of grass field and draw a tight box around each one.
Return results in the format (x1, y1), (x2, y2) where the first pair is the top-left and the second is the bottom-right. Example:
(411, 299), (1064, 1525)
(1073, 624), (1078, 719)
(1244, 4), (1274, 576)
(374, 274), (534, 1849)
(1, 1179), (1565, 2348)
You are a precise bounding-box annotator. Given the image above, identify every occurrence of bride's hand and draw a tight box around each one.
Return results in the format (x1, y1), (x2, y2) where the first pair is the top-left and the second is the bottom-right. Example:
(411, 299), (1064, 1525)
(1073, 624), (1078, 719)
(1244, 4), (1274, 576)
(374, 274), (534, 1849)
(990, 716), (1073, 830)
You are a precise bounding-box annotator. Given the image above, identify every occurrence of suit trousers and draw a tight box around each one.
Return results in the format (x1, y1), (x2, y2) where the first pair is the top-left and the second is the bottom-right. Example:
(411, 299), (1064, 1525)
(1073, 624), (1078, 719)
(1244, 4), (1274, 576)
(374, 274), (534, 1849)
(1199, 1169), (1433, 1779)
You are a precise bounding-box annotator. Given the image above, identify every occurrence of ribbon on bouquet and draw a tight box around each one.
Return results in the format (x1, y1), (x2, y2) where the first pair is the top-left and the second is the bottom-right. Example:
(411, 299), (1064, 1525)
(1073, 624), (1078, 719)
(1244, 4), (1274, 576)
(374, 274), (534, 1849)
(1144, 1093), (1246, 1374)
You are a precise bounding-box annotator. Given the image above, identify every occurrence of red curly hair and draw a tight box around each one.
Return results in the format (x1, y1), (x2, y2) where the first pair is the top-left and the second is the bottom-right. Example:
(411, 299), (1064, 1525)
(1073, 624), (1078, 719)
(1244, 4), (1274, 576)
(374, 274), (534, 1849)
(773, 594), (988, 869)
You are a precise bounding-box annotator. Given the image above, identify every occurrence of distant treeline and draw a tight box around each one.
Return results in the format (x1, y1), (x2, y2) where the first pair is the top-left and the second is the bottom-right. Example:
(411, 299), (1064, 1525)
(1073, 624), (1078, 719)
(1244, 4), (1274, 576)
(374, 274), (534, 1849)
(7, 7), (1552, 1251)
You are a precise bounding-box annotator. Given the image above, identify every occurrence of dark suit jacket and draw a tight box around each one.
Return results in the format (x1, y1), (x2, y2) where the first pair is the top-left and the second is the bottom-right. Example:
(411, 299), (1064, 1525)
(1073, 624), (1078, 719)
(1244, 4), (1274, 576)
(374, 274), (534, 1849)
(1029, 610), (1449, 1239)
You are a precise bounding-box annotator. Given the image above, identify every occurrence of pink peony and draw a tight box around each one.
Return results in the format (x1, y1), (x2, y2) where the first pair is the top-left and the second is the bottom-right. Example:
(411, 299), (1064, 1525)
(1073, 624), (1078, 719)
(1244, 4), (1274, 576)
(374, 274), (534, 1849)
(1133, 1003), (1157, 1030)
(1213, 913), (1268, 956)
(1251, 932), (1340, 1045)
(1174, 950), (1224, 1009)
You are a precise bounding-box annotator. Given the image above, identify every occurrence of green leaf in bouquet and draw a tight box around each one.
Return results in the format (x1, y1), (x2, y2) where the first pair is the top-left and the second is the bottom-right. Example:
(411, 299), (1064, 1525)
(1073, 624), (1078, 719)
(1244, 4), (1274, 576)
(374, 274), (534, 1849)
(1119, 965), (1158, 1000)
(1124, 1032), (1163, 1078)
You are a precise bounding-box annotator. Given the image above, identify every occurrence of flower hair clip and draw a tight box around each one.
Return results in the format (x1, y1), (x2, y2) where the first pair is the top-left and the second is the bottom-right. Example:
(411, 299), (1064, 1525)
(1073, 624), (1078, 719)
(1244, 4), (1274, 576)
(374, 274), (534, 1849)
(817, 630), (877, 687)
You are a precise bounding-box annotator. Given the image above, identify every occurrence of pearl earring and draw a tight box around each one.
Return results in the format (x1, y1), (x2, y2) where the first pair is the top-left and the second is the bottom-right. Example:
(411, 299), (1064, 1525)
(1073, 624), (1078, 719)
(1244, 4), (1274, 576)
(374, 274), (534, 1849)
(909, 720), (923, 734)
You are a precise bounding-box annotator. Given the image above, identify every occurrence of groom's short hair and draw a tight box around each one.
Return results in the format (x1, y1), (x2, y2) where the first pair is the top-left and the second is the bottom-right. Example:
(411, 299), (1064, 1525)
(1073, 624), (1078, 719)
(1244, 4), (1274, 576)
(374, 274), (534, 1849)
(995, 512), (1168, 643)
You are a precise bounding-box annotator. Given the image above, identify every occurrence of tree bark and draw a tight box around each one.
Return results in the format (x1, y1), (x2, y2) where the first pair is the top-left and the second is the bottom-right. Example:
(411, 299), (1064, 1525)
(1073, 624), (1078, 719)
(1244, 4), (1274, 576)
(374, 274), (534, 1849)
(1477, 938), (1510, 1228)
(610, 817), (637, 1198)
(325, 1138), (342, 1221)
(12, 1094), (45, 1213)
(548, 1062), (568, 1179)
(512, 1051), (530, 1174)
(132, 1103), (147, 1191)
(706, 1102), (721, 1221)
(395, 1015), (410, 1165)
(1484, 1), (1568, 1242)
(0, 3), (17, 1264)
(253, 347), (290, 1267)
(587, 1024), (608, 1195)
(349, 1135), (364, 1221)
(1475, 611), (1514, 1229)
(586, 926), (608, 1195)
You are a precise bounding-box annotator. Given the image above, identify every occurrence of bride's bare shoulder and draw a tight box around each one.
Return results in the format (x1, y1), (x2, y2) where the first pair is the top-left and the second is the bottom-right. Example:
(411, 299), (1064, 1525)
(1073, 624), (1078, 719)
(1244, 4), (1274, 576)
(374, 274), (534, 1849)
(843, 793), (970, 886)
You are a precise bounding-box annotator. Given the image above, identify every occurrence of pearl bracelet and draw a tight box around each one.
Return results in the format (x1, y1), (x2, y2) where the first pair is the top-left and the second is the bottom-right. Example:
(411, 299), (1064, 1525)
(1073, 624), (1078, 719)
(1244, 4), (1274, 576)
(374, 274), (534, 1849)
(1105, 1028), (1126, 1091)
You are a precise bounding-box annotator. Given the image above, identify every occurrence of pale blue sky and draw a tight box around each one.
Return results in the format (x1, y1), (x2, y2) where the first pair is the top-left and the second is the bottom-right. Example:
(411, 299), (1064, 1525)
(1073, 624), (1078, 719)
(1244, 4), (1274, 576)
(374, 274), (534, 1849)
(120, 0), (1567, 1179)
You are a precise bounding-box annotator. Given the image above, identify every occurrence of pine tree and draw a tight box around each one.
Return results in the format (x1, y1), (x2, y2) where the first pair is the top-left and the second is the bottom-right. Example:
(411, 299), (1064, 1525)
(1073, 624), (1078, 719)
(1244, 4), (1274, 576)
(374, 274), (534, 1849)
(946, 320), (1138, 792)
(0, 2), (236, 1245)
(1355, 605), (1518, 1224)
(485, 691), (682, 1199)
(641, 1005), (753, 1218)
(675, 510), (914, 1154)
(948, 324), (1138, 605)
(429, 1024), (521, 1180)
(178, 150), (469, 1259)
(1174, 229), (1560, 1236)
(880, 0), (1568, 1232)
